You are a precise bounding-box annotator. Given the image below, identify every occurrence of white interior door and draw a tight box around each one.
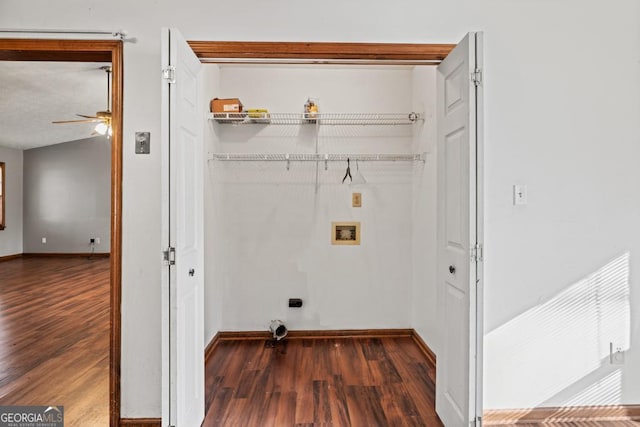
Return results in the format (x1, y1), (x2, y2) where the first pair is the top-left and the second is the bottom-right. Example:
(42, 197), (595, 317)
(161, 27), (205, 427)
(436, 32), (483, 427)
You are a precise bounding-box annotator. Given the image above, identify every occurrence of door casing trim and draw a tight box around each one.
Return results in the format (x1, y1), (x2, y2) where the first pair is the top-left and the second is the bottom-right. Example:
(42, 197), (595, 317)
(185, 38), (483, 424)
(0, 38), (123, 427)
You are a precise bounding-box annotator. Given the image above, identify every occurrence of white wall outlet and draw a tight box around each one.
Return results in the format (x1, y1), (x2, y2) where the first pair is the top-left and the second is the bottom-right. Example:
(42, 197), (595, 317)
(41, 237), (46, 244)
(513, 184), (528, 205)
(610, 342), (625, 365)
(96, 237), (101, 245)
(352, 193), (362, 207)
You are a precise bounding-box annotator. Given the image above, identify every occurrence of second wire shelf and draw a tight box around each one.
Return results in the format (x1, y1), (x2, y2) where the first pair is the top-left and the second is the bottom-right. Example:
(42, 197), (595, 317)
(208, 153), (424, 162)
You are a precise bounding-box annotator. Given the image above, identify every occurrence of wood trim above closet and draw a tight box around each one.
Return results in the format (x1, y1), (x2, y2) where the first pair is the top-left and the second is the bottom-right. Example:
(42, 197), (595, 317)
(187, 41), (455, 63)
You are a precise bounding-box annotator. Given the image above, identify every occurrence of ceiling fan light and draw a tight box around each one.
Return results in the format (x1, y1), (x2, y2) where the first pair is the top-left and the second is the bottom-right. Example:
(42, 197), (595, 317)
(95, 122), (109, 135)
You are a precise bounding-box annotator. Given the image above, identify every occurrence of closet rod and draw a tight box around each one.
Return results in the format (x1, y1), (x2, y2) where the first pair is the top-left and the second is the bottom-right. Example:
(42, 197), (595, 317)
(208, 153), (424, 162)
(0, 28), (128, 40)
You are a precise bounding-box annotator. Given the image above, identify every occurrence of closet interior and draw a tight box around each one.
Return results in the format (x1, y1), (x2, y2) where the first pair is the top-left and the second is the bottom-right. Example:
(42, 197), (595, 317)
(202, 63), (439, 341)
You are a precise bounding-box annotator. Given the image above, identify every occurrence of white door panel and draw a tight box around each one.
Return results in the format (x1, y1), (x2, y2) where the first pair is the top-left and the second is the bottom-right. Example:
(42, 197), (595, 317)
(436, 32), (481, 427)
(161, 27), (204, 427)
(445, 129), (465, 249)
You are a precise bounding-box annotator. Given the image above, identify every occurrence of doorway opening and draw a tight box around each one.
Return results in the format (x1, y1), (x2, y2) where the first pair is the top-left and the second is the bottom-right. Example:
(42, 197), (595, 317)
(163, 33), (483, 426)
(0, 38), (123, 427)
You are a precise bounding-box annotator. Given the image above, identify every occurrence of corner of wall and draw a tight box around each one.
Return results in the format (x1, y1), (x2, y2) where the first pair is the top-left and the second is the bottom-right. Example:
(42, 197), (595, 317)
(0, 146), (24, 257)
(410, 65), (439, 356)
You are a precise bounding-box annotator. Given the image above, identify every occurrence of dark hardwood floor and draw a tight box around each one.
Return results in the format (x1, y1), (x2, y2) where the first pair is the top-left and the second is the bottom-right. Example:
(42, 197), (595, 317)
(0, 256), (110, 426)
(204, 336), (442, 427)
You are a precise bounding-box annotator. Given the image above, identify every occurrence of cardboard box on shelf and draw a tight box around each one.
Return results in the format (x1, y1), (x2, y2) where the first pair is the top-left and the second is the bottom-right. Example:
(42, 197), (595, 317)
(210, 98), (243, 113)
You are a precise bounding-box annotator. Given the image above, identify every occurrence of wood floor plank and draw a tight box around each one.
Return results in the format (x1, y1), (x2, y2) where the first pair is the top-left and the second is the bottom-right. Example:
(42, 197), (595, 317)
(273, 391), (297, 426)
(204, 336), (440, 426)
(202, 386), (233, 427)
(259, 391), (282, 427)
(0, 256), (110, 427)
(345, 385), (388, 427)
(338, 339), (375, 387)
(312, 380), (332, 424)
(379, 383), (422, 426)
(293, 343), (315, 425)
(294, 382), (315, 425)
(218, 395), (249, 427)
(328, 374), (351, 426)
(484, 407), (640, 426)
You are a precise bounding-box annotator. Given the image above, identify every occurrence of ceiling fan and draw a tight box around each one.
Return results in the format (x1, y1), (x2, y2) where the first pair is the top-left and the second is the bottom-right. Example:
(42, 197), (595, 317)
(52, 65), (112, 137)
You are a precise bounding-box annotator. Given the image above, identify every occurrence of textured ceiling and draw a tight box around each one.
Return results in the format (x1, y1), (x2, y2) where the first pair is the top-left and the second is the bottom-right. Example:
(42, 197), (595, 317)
(0, 61), (110, 150)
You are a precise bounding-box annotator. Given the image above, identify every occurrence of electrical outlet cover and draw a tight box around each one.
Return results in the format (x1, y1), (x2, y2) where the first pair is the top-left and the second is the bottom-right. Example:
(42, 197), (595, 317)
(610, 342), (625, 365)
(612, 349), (625, 365)
(352, 193), (362, 207)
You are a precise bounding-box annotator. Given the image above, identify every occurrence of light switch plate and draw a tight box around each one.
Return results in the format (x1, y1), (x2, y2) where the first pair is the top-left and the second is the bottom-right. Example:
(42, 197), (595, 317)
(352, 193), (362, 207)
(135, 132), (150, 154)
(513, 184), (527, 205)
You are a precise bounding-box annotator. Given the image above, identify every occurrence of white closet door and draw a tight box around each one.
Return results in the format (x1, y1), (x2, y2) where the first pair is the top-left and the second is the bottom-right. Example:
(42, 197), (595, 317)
(436, 32), (482, 427)
(161, 27), (205, 427)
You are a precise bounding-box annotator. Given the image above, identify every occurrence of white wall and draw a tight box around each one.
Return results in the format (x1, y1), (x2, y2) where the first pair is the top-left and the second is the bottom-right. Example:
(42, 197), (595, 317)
(0, 146), (23, 257)
(481, 4), (640, 405)
(208, 65), (415, 332)
(2, 0), (639, 417)
(203, 64), (222, 342)
(22, 137), (111, 253)
(410, 67), (439, 353)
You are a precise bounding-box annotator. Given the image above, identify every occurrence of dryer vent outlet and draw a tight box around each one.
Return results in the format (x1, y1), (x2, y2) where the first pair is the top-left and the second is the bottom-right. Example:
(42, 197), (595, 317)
(269, 320), (288, 341)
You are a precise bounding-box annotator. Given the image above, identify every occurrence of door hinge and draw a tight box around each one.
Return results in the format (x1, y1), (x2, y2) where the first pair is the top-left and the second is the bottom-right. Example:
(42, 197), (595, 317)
(471, 68), (482, 86)
(162, 65), (176, 84)
(473, 416), (482, 427)
(163, 246), (176, 265)
(471, 243), (483, 263)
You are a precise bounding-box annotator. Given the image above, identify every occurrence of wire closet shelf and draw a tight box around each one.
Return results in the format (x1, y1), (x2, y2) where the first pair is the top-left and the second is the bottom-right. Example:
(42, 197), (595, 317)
(210, 112), (421, 126)
(208, 153), (424, 163)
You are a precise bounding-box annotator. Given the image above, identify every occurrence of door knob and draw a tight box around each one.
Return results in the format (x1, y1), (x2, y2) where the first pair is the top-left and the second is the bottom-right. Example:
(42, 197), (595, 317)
(449, 265), (456, 274)
(189, 268), (195, 277)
